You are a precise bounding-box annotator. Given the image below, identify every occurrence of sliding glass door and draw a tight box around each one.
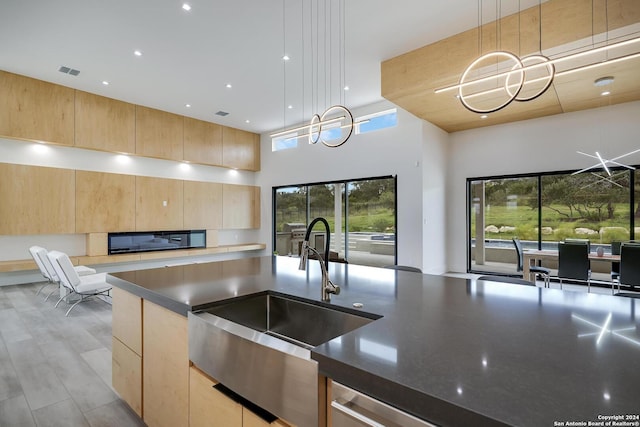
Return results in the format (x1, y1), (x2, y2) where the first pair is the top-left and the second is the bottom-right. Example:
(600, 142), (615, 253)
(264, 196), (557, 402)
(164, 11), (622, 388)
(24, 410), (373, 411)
(468, 168), (635, 275)
(274, 176), (396, 267)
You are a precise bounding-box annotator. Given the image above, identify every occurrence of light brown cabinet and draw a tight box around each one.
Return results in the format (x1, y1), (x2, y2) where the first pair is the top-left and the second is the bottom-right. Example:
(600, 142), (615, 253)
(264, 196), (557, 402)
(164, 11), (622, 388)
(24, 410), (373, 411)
(136, 106), (184, 161)
(112, 287), (143, 417)
(184, 117), (223, 166)
(0, 70), (75, 145)
(143, 299), (189, 427)
(135, 176), (184, 231)
(184, 181), (223, 230)
(222, 184), (260, 229)
(76, 171), (136, 233)
(222, 127), (260, 171)
(189, 366), (291, 427)
(0, 163), (75, 235)
(75, 90), (135, 153)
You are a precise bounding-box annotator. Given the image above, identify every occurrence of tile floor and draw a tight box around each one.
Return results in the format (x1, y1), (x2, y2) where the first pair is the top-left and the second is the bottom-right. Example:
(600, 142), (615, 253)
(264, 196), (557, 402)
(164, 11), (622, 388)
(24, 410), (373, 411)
(0, 282), (145, 427)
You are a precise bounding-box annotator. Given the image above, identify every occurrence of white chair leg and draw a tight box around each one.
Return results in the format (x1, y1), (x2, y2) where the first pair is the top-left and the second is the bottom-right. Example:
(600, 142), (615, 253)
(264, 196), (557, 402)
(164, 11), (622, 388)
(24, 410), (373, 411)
(65, 297), (85, 317)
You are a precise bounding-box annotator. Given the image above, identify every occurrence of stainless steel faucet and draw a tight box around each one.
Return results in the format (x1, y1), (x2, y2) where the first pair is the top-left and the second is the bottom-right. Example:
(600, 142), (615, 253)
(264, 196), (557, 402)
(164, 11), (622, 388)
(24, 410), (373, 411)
(298, 217), (340, 301)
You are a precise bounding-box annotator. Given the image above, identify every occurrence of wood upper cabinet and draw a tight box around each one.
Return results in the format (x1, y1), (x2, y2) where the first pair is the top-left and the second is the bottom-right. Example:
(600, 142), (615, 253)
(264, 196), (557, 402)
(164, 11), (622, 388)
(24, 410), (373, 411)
(0, 70), (75, 145)
(75, 91), (135, 153)
(0, 164), (75, 235)
(222, 127), (260, 171)
(135, 106), (184, 161)
(222, 184), (260, 230)
(143, 300), (189, 427)
(135, 176), (184, 231)
(76, 171), (135, 233)
(184, 117), (223, 166)
(184, 181), (223, 230)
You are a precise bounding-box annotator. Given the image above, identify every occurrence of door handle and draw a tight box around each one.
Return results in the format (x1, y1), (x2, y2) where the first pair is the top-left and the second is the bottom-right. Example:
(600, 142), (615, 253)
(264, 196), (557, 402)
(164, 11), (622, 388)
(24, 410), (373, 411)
(331, 400), (386, 427)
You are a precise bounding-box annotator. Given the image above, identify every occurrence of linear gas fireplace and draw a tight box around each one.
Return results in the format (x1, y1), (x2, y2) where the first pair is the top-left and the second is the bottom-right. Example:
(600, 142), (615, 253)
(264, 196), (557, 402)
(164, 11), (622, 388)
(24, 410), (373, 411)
(108, 230), (206, 255)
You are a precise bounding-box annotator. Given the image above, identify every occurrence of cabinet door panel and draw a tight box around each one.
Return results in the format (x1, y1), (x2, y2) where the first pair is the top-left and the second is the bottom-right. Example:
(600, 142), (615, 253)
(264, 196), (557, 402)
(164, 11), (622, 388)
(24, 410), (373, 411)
(112, 287), (142, 355)
(135, 177), (183, 231)
(143, 301), (188, 427)
(222, 127), (260, 171)
(136, 106), (184, 161)
(112, 337), (142, 417)
(222, 184), (260, 229)
(184, 181), (222, 230)
(0, 164), (75, 235)
(0, 70), (74, 145)
(75, 91), (135, 153)
(76, 171), (135, 233)
(184, 117), (223, 166)
(189, 367), (242, 427)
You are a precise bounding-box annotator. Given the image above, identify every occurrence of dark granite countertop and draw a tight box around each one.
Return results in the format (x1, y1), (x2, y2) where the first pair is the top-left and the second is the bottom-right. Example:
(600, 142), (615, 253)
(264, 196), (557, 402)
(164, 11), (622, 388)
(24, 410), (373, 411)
(109, 256), (640, 427)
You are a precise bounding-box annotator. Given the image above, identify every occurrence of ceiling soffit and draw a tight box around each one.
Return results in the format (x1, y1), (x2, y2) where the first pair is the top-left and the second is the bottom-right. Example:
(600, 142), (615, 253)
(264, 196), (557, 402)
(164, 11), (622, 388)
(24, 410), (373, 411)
(381, 0), (640, 133)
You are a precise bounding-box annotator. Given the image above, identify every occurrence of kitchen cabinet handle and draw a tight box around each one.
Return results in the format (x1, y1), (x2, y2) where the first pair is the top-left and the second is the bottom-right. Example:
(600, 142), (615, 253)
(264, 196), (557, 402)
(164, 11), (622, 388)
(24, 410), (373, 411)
(331, 400), (386, 427)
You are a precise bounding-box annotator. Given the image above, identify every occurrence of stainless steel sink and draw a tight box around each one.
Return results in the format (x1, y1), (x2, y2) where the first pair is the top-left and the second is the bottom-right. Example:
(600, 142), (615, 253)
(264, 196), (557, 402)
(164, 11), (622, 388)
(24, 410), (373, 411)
(203, 292), (378, 349)
(188, 292), (380, 427)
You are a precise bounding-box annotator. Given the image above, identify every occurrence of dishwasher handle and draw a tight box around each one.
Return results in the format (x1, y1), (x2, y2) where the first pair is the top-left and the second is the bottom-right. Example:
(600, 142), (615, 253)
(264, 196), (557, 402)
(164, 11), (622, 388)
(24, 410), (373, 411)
(331, 400), (386, 427)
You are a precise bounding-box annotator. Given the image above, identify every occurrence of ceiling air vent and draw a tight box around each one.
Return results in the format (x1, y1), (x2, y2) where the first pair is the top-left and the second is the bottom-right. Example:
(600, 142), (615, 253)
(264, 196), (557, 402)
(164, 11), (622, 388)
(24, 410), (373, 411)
(58, 66), (80, 76)
(215, 111), (229, 117)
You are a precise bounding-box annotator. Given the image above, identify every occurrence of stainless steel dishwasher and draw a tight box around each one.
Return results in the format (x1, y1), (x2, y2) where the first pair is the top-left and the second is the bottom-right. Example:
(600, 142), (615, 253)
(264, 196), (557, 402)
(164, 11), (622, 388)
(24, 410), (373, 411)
(331, 381), (437, 427)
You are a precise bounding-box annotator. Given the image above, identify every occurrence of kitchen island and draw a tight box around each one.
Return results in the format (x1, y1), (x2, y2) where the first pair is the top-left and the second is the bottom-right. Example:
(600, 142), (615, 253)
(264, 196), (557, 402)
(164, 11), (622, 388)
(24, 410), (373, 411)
(108, 256), (640, 427)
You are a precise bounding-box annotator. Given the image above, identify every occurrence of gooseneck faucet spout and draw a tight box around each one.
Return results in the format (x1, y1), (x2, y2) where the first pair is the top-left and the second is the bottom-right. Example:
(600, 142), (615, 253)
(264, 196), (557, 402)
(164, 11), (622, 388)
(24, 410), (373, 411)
(298, 217), (340, 301)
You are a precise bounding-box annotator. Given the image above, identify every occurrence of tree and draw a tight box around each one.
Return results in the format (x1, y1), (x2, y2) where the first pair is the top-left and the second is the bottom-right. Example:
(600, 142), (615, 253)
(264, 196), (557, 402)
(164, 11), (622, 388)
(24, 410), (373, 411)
(541, 173), (628, 222)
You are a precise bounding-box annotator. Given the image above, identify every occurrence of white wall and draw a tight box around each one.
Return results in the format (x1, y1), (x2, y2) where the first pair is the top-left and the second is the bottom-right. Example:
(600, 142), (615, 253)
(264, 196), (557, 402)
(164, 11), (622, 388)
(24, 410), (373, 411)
(446, 101), (640, 273)
(257, 100), (449, 273)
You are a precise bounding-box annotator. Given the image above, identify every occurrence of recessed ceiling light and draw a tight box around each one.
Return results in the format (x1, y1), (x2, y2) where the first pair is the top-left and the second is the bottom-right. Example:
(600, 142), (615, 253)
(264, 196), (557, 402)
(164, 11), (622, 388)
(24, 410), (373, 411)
(282, 55), (290, 61)
(287, 105), (293, 109)
(480, 114), (488, 119)
(226, 83), (232, 89)
(182, 3), (191, 11)
(601, 91), (611, 96)
(245, 119), (250, 123)
(134, 50), (142, 56)
(102, 80), (110, 86)
(344, 85), (350, 91)
(594, 76), (614, 87)
(185, 104), (191, 108)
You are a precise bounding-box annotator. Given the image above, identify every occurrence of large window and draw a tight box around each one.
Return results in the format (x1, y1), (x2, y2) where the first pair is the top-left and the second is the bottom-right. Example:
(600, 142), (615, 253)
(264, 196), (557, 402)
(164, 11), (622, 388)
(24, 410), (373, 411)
(274, 176), (396, 267)
(468, 168), (636, 275)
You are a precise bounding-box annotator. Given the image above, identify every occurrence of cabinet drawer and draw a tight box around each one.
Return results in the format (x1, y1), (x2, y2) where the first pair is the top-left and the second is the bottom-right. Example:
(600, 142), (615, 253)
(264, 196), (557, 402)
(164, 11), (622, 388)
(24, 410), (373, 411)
(190, 366), (242, 427)
(112, 287), (142, 355)
(112, 337), (142, 417)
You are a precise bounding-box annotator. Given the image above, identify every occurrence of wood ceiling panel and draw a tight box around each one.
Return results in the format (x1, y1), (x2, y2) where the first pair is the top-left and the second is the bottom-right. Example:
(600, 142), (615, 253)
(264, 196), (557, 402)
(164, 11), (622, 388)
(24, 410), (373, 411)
(381, 0), (640, 133)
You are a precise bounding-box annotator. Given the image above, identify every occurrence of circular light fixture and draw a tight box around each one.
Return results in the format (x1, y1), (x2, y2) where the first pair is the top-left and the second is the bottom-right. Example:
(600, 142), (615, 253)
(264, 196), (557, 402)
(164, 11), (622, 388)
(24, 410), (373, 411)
(102, 80), (109, 86)
(344, 85), (350, 91)
(594, 76), (614, 87)
(185, 104), (191, 108)
(134, 50), (142, 56)
(182, 3), (191, 11)
(282, 55), (290, 61)
(287, 105), (293, 109)
(226, 83), (232, 89)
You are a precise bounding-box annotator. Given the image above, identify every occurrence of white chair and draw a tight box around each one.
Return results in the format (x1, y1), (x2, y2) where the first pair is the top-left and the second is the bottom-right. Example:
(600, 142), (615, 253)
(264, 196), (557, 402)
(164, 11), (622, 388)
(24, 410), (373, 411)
(29, 246), (96, 301)
(46, 250), (111, 316)
(29, 245), (58, 297)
